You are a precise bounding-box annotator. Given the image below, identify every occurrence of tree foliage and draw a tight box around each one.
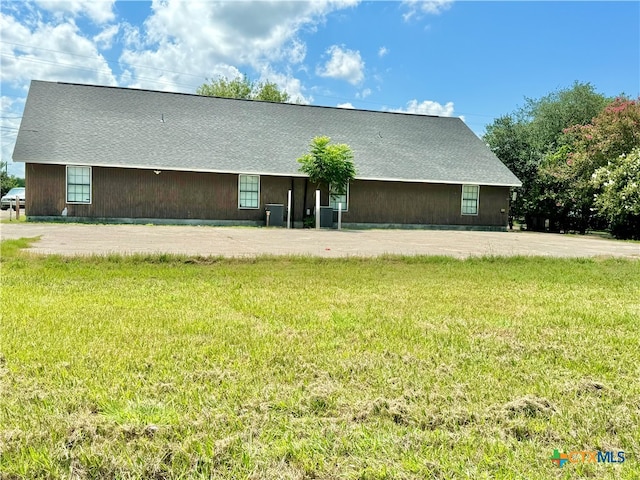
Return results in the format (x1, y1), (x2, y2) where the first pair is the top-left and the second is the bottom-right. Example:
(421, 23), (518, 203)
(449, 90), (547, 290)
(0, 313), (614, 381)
(486, 85), (640, 237)
(591, 148), (640, 239)
(539, 97), (640, 232)
(0, 162), (24, 196)
(483, 115), (536, 219)
(197, 74), (290, 103)
(522, 81), (609, 154)
(484, 82), (610, 231)
(297, 136), (356, 194)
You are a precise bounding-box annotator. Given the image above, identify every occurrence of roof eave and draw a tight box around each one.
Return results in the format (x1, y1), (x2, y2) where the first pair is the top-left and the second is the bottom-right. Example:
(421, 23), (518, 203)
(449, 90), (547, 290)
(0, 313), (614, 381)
(17, 159), (522, 187)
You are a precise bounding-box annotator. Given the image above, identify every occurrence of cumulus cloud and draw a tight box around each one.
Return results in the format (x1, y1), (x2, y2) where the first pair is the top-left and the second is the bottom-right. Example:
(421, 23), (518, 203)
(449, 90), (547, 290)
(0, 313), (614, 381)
(316, 45), (364, 85)
(378, 46), (389, 57)
(93, 24), (119, 50)
(356, 88), (372, 99)
(402, 0), (453, 21)
(119, 1), (355, 93)
(337, 102), (355, 109)
(34, 0), (116, 24)
(0, 12), (117, 88)
(1, 3), (118, 177)
(288, 39), (307, 64)
(1, 96), (26, 176)
(256, 66), (312, 104)
(390, 99), (456, 117)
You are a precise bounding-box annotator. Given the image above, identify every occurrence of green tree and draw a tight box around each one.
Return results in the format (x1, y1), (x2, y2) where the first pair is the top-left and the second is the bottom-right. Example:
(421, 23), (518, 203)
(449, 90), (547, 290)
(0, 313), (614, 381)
(484, 82), (609, 230)
(1, 161), (24, 196)
(483, 115), (536, 219)
(254, 80), (290, 103)
(564, 97), (640, 174)
(591, 147), (640, 239)
(523, 81), (609, 154)
(197, 74), (290, 103)
(297, 136), (356, 195)
(550, 97), (640, 232)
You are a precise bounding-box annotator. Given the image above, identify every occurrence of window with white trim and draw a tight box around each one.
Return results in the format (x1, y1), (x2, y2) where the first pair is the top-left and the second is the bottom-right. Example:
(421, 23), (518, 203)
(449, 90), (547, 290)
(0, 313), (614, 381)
(329, 183), (349, 211)
(66, 166), (92, 204)
(238, 174), (260, 209)
(461, 185), (479, 215)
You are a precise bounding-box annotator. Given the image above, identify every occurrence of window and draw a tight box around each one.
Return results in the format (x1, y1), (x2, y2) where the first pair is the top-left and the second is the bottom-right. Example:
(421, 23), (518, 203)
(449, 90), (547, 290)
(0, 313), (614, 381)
(329, 183), (349, 211)
(66, 166), (92, 204)
(238, 174), (260, 209)
(461, 185), (479, 215)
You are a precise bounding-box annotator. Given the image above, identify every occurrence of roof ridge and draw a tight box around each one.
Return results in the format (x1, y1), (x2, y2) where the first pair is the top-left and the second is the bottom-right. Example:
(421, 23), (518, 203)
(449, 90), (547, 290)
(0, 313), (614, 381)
(33, 79), (452, 120)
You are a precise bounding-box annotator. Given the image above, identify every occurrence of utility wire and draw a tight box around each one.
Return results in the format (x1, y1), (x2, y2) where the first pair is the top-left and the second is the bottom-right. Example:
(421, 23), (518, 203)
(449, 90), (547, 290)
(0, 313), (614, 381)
(1, 42), (501, 120)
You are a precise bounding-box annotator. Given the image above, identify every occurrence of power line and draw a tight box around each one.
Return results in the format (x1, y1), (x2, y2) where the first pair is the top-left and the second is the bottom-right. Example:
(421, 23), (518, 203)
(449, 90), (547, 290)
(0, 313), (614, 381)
(0, 53), (203, 93)
(2, 41), (210, 81)
(1, 43), (505, 121)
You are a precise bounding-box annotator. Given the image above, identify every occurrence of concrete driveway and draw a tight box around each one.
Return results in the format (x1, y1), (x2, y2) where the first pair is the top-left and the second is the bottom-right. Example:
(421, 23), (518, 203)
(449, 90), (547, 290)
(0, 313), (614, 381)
(1, 218), (638, 259)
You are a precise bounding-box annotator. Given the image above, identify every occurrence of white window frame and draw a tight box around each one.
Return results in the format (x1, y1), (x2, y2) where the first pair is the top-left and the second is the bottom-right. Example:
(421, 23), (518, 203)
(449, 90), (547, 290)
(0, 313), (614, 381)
(329, 183), (349, 212)
(238, 174), (260, 209)
(66, 166), (92, 204)
(461, 184), (479, 216)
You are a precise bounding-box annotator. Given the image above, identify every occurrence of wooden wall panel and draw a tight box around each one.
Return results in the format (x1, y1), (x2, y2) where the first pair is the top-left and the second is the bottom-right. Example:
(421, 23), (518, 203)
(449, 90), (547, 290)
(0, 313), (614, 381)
(25, 163), (66, 216)
(25, 164), (509, 227)
(347, 180), (509, 226)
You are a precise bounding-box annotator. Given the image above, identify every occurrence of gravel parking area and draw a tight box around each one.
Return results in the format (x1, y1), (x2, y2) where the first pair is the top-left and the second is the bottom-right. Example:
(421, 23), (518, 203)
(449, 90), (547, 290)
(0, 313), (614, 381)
(1, 216), (638, 259)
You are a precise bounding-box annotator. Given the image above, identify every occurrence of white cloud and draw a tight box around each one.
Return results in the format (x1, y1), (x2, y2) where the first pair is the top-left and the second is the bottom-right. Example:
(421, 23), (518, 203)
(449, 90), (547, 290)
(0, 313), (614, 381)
(288, 39), (307, 64)
(120, 22), (143, 50)
(256, 66), (312, 104)
(93, 24), (119, 50)
(337, 102), (355, 109)
(356, 88), (372, 99)
(390, 99), (456, 117)
(0, 6), (117, 175)
(34, 0), (116, 24)
(119, 1), (356, 93)
(0, 13), (117, 88)
(402, 0), (453, 21)
(1, 96), (26, 176)
(378, 46), (389, 57)
(316, 45), (364, 85)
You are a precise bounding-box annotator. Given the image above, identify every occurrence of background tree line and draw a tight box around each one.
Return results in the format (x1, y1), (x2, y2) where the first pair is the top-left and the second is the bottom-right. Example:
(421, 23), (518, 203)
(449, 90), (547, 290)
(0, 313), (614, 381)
(1, 161), (25, 197)
(484, 82), (640, 239)
(197, 74), (294, 103)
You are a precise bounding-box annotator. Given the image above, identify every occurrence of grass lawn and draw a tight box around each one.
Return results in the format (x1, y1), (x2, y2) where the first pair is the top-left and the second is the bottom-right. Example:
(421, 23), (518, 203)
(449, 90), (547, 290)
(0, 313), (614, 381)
(1, 238), (638, 479)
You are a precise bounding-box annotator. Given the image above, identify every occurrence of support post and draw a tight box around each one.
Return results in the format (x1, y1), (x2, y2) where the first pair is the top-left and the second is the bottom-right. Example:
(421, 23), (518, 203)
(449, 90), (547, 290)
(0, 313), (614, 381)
(315, 190), (320, 230)
(338, 203), (342, 230)
(287, 189), (292, 229)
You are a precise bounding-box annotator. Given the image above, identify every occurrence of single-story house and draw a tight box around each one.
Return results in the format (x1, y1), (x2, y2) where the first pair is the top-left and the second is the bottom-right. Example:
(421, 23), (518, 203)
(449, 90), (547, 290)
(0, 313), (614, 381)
(13, 80), (521, 229)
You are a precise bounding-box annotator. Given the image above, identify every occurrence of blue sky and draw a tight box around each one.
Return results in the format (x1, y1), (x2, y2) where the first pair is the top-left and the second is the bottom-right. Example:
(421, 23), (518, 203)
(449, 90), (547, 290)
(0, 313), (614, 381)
(1, 1), (639, 177)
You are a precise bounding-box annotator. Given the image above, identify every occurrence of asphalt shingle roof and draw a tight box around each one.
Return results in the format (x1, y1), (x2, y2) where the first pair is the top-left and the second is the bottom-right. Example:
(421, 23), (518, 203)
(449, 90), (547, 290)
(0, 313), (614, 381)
(13, 80), (521, 186)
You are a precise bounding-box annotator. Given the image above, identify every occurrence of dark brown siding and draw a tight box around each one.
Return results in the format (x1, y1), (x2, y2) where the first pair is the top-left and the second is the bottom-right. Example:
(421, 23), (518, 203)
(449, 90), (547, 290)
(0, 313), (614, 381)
(26, 164), (509, 227)
(26, 164), (295, 221)
(26, 163), (66, 215)
(345, 180), (509, 226)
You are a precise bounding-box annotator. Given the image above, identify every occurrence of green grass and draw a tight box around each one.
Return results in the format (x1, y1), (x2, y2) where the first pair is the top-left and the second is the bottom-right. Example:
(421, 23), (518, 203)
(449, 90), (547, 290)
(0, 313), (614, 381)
(0, 214), (27, 225)
(1, 239), (639, 479)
